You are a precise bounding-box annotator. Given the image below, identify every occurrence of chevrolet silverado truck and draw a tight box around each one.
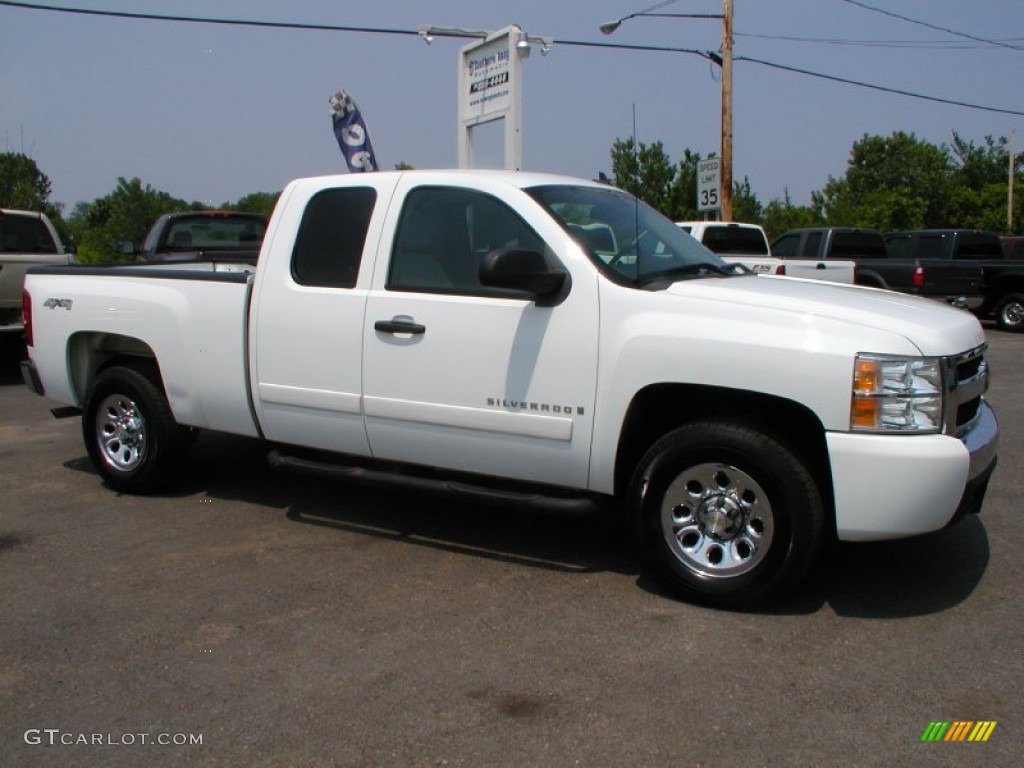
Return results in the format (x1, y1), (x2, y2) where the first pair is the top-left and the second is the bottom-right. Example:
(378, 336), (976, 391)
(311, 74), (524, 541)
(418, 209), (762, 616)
(20, 170), (999, 607)
(678, 221), (855, 283)
(1, 208), (73, 335)
(886, 229), (1024, 332)
(772, 226), (984, 306)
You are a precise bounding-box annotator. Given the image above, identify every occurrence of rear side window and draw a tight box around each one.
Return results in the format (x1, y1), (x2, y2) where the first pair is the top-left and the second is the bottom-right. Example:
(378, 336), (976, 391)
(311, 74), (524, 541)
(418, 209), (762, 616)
(916, 235), (945, 260)
(831, 232), (886, 257)
(955, 233), (1002, 259)
(0, 213), (58, 254)
(292, 187), (376, 288)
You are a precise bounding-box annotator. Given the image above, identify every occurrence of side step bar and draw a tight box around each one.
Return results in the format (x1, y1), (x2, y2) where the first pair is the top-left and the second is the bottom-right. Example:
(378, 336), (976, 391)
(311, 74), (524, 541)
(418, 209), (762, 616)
(268, 449), (601, 517)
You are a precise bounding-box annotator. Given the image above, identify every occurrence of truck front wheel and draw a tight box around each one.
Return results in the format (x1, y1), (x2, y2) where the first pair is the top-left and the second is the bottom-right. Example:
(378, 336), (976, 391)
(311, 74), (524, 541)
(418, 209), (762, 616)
(82, 365), (188, 494)
(629, 421), (825, 608)
(994, 292), (1024, 332)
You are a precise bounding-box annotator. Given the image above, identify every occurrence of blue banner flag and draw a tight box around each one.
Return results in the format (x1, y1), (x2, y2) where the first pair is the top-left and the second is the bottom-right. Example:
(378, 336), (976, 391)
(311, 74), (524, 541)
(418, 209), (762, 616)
(329, 90), (378, 172)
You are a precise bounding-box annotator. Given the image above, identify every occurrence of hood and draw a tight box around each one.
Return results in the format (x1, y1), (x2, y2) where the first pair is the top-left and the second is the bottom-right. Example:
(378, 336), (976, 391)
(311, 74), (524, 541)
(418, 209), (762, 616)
(666, 275), (985, 355)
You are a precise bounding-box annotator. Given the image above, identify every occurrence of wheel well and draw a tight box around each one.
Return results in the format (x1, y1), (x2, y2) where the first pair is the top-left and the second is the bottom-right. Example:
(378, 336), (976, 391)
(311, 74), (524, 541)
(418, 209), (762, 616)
(854, 271), (886, 289)
(614, 384), (833, 511)
(986, 278), (1024, 304)
(68, 331), (161, 403)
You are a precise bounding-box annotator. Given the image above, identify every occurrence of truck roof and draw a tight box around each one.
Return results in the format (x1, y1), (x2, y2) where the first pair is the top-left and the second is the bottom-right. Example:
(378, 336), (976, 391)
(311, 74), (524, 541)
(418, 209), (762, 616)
(288, 169), (610, 193)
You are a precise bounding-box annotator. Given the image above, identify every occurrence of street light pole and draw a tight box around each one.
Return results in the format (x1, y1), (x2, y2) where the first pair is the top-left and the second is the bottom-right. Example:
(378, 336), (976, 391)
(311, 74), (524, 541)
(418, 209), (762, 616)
(721, 0), (733, 220)
(600, 1), (734, 220)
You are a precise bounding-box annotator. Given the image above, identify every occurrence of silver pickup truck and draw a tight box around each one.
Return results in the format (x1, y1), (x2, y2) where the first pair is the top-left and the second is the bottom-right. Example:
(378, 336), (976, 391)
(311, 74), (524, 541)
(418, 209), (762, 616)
(0, 208), (73, 334)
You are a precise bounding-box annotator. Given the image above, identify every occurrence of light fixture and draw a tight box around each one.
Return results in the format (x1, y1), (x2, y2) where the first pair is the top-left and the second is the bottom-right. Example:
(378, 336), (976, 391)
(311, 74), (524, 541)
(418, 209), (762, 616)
(417, 28), (434, 45)
(516, 30), (531, 57)
(599, 19), (622, 35)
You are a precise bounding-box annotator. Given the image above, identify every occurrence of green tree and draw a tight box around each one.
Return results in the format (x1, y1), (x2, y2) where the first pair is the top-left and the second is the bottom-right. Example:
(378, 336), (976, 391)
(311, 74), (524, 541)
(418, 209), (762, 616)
(731, 176), (763, 224)
(225, 191), (281, 218)
(74, 177), (188, 263)
(610, 138), (676, 215)
(0, 152), (52, 210)
(813, 131), (954, 229)
(762, 189), (823, 241)
(667, 149), (703, 221)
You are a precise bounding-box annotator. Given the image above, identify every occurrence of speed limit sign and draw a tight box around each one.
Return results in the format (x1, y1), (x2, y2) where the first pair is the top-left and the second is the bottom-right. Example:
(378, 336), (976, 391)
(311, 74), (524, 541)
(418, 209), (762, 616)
(697, 158), (720, 211)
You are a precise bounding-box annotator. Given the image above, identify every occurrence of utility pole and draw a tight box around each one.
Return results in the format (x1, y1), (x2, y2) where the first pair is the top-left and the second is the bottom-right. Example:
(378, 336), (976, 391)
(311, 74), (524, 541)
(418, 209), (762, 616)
(1009, 128), (1016, 232)
(720, 0), (733, 220)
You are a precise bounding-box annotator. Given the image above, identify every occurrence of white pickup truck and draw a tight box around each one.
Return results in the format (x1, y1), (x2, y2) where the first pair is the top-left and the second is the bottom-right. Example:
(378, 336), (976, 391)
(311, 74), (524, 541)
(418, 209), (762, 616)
(676, 220), (856, 283)
(20, 170), (998, 607)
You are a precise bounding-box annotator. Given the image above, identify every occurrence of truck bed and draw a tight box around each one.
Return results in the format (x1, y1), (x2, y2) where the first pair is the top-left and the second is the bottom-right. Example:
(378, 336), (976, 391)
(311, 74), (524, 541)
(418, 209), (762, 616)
(25, 263), (259, 437)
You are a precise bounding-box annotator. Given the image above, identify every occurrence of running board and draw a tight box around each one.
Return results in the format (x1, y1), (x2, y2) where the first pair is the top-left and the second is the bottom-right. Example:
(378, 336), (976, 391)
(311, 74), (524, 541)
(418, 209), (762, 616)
(267, 449), (600, 517)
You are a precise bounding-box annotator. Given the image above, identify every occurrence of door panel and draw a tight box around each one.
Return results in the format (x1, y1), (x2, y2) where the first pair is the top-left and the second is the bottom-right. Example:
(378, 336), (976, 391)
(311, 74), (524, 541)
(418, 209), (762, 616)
(362, 181), (598, 489)
(251, 181), (391, 454)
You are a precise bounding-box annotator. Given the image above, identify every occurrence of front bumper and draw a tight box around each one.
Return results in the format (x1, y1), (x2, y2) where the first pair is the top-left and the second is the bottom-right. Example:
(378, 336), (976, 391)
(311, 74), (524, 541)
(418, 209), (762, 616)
(827, 401), (998, 541)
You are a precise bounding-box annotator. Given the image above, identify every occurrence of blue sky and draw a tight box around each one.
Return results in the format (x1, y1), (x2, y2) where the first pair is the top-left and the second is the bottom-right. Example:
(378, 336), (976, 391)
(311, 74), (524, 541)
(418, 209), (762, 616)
(1, 0), (1022, 212)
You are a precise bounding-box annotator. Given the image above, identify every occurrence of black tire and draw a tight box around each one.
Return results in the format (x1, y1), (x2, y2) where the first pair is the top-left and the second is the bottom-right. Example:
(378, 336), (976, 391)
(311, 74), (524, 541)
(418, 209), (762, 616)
(629, 421), (825, 609)
(82, 365), (189, 493)
(994, 292), (1024, 332)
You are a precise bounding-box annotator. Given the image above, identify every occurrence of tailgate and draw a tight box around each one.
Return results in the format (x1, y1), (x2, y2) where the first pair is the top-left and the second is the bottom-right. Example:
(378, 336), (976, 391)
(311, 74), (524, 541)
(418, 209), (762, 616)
(783, 259), (856, 284)
(919, 261), (984, 297)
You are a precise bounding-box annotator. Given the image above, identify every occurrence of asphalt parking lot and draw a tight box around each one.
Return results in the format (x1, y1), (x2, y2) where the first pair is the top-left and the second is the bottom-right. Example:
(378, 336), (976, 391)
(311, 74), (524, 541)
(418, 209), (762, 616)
(1, 329), (1022, 767)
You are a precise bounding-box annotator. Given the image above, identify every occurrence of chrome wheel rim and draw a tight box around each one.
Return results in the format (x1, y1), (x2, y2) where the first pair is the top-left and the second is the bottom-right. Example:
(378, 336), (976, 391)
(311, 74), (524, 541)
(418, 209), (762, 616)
(95, 393), (147, 472)
(1001, 300), (1024, 328)
(660, 462), (774, 579)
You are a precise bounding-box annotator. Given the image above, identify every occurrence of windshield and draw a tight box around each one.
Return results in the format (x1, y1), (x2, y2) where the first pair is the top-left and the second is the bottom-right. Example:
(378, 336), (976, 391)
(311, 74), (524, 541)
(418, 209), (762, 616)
(526, 185), (734, 286)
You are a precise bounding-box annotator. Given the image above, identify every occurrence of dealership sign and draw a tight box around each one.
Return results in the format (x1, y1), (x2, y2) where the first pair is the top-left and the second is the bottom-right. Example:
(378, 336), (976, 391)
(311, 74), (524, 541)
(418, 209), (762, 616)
(458, 25), (525, 170)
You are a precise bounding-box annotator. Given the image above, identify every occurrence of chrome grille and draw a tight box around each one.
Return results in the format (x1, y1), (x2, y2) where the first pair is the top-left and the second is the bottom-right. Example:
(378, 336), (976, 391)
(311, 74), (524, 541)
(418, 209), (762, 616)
(943, 344), (988, 437)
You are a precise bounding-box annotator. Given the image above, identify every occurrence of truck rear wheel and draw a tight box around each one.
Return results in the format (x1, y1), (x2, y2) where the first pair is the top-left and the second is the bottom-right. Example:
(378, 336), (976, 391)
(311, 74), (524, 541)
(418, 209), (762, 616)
(629, 421), (825, 608)
(994, 292), (1024, 332)
(82, 365), (188, 494)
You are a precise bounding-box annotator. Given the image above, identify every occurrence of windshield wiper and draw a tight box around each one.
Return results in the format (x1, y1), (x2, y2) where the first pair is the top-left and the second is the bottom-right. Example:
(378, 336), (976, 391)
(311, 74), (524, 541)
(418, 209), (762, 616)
(636, 262), (748, 289)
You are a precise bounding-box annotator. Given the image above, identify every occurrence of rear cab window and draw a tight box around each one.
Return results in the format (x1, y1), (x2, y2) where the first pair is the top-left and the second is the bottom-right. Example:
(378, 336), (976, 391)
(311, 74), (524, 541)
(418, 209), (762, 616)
(0, 212), (58, 254)
(291, 187), (377, 288)
(701, 226), (768, 256)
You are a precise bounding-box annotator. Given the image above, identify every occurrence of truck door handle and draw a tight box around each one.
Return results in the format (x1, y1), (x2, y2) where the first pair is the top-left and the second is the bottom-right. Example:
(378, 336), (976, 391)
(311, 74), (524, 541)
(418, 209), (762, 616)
(375, 318), (426, 335)
(816, 262), (827, 269)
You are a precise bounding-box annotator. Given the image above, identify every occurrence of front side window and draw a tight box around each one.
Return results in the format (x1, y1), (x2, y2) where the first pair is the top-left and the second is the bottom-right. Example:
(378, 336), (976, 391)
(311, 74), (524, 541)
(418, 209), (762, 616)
(388, 187), (548, 294)
(292, 187), (376, 288)
(771, 234), (801, 258)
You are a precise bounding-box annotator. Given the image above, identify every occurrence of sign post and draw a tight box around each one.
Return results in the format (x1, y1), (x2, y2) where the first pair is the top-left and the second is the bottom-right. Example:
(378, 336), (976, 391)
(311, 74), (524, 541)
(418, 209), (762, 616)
(697, 157), (721, 214)
(458, 25), (525, 170)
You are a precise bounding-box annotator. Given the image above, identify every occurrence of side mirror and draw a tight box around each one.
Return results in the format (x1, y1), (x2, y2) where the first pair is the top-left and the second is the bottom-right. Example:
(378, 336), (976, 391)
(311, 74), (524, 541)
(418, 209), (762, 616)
(479, 248), (568, 305)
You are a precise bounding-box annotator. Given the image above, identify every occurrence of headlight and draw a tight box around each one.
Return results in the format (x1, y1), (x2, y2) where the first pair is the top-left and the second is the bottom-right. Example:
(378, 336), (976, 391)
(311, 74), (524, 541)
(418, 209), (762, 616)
(851, 354), (943, 433)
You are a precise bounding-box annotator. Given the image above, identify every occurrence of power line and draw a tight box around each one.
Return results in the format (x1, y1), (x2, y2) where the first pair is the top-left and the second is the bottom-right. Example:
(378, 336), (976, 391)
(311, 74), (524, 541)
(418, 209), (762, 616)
(0, 0), (420, 36)
(736, 55), (1024, 116)
(2, 0), (1020, 116)
(839, 0), (1024, 52)
(0, 1), (717, 59)
(736, 32), (1024, 50)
